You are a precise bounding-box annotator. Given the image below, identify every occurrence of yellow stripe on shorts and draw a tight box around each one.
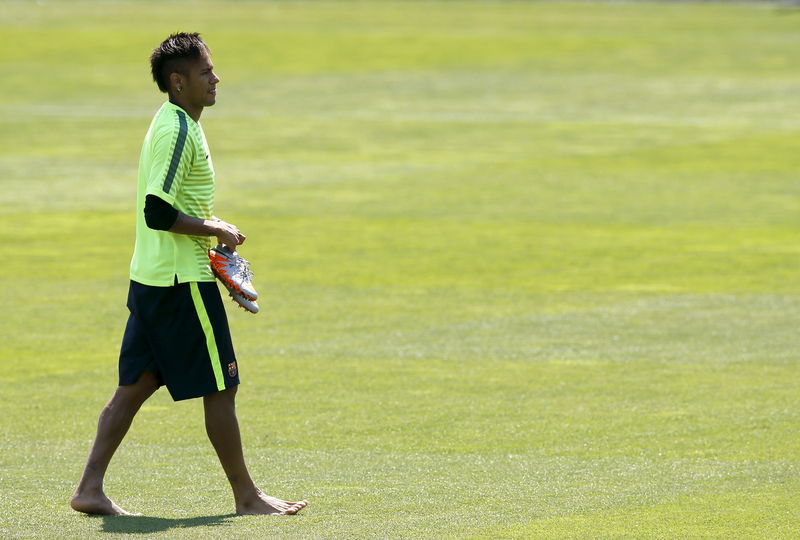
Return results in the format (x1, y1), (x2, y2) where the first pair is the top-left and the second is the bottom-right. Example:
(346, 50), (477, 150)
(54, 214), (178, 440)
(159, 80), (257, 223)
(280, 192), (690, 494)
(189, 282), (225, 391)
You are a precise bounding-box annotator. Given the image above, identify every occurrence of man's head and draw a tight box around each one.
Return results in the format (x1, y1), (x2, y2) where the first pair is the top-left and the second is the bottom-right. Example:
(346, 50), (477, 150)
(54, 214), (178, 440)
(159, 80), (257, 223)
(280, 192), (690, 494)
(150, 33), (219, 114)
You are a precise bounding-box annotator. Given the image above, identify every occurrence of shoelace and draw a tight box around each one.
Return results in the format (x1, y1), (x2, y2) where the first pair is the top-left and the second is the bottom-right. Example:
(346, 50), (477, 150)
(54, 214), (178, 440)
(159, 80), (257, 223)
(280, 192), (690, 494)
(233, 255), (254, 282)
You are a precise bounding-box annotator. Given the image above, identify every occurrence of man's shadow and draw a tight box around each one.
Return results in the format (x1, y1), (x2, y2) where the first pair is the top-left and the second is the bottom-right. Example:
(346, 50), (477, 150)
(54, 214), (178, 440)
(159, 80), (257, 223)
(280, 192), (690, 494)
(99, 513), (237, 534)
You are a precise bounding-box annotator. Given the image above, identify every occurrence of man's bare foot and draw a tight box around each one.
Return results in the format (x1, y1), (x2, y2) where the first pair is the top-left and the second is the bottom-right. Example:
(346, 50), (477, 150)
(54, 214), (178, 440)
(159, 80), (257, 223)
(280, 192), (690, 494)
(70, 490), (135, 516)
(236, 490), (308, 515)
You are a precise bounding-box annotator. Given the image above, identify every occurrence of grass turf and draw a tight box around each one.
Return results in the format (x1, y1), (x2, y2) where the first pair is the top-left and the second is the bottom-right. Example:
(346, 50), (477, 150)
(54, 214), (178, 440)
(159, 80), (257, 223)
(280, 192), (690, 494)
(1, 0), (800, 537)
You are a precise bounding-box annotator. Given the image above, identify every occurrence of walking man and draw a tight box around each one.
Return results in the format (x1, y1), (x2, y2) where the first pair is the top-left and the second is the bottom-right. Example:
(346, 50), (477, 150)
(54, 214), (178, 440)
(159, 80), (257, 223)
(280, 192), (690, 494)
(70, 32), (307, 516)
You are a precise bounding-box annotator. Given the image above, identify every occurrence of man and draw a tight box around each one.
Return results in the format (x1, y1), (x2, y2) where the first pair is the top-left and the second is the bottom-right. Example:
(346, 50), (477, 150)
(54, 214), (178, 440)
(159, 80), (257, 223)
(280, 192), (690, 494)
(70, 32), (307, 516)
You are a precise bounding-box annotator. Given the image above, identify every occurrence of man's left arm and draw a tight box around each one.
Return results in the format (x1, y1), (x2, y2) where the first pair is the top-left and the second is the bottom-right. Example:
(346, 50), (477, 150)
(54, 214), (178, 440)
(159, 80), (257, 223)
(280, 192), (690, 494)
(143, 194), (244, 249)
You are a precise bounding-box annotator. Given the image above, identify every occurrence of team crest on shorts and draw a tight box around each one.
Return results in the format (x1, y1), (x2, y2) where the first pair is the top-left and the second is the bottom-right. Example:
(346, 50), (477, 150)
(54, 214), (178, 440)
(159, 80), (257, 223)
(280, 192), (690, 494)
(228, 361), (238, 377)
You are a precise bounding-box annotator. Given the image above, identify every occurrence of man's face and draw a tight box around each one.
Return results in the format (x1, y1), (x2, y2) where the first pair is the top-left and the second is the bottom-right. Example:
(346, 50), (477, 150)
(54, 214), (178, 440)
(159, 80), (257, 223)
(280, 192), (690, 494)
(181, 49), (220, 108)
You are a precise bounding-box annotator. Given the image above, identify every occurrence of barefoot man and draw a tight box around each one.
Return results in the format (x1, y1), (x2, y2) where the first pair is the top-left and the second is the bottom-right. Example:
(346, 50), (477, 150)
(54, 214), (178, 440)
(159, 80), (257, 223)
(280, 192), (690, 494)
(70, 32), (307, 516)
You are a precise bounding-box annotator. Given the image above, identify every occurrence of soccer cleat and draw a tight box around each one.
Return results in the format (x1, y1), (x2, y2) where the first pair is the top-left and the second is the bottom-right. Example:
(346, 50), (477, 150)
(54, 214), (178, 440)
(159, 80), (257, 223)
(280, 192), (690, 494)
(208, 244), (258, 301)
(228, 288), (259, 314)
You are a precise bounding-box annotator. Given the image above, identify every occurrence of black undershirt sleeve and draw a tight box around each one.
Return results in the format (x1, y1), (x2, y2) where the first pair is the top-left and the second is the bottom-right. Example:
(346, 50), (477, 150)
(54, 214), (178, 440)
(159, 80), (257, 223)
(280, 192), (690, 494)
(144, 194), (179, 231)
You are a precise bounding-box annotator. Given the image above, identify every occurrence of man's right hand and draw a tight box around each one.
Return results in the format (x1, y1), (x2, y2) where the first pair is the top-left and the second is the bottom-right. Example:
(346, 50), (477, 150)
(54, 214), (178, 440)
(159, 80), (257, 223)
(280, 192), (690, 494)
(167, 212), (247, 249)
(210, 218), (246, 250)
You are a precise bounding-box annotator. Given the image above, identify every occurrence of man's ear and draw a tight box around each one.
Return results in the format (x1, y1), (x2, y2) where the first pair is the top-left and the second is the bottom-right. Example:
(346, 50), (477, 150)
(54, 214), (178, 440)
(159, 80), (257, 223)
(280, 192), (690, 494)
(169, 72), (184, 93)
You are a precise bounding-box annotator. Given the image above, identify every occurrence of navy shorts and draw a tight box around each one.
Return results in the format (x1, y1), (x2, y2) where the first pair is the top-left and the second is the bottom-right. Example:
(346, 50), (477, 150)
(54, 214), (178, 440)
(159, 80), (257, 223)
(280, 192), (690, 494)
(119, 280), (240, 401)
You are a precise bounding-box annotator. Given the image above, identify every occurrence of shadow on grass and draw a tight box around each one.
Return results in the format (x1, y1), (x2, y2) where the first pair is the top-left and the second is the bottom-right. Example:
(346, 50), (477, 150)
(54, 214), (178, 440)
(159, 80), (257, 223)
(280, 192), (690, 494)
(97, 513), (237, 534)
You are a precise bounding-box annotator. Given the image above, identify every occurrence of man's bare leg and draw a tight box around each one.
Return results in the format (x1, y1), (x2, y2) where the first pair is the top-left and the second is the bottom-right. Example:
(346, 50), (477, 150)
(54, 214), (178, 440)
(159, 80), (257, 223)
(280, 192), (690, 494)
(70, 371), (160, 515)
(203, 386), (307, 515)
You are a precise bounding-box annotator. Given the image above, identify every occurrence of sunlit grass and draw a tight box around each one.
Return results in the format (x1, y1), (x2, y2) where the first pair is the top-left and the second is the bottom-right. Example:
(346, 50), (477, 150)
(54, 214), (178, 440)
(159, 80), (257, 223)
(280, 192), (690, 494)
(1, 1), (799, 537)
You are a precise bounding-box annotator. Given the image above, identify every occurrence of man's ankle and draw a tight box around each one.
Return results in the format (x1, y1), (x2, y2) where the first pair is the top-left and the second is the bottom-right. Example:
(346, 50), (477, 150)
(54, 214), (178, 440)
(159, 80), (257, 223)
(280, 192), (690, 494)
(232, 482), (260, 501)
(74, 479), (104, 495)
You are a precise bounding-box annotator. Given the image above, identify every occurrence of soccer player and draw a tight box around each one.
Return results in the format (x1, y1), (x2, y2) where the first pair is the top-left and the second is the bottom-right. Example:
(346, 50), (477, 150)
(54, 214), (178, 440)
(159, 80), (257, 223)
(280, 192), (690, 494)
(70, 32), (307, 516)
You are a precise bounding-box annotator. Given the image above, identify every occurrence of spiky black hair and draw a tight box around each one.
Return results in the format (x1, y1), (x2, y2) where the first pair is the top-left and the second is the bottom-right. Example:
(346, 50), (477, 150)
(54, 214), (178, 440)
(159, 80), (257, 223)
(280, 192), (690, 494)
(150, 32), (210, 93)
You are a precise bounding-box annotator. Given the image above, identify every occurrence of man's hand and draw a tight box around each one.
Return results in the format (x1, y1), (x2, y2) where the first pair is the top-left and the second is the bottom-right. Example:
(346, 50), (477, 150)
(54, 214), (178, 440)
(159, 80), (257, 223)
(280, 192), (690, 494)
(209, 217), (246, 250)
(168, 212), (246, 249)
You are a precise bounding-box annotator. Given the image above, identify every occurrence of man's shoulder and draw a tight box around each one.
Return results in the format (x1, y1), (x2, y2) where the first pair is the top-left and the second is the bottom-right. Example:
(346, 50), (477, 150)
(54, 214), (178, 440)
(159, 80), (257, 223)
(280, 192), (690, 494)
(151, 104), (185, 133)
(146, 104), (199, 148)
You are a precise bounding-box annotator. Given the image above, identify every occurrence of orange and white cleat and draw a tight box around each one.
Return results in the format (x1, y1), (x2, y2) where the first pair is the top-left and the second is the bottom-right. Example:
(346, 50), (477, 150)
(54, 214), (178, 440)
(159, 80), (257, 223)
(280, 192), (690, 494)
(228, 288), (259, 314)
(208, 244), (259, 302)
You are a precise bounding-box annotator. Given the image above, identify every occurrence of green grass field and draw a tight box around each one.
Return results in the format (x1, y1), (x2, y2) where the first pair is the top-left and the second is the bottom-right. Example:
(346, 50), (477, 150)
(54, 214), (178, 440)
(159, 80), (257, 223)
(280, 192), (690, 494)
(2, 0), (800, 537)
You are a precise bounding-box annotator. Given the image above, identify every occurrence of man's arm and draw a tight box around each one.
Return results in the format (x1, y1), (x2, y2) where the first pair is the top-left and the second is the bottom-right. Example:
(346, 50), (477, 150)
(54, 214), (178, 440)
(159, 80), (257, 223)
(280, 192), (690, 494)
(144, 194), (245, 249)
(171, 212), (245, 249)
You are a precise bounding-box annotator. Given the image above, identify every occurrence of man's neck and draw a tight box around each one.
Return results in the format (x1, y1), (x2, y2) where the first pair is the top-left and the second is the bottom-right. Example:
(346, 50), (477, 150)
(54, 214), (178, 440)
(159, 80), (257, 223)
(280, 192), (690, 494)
(169, 96), (202, 122)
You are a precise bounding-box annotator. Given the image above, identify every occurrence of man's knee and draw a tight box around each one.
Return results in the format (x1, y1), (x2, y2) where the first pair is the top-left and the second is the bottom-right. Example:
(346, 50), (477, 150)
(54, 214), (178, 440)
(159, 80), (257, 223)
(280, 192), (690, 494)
(204, 385), (237, 409)
(114, 371), (159, 405)
(216, 385), (238, 401)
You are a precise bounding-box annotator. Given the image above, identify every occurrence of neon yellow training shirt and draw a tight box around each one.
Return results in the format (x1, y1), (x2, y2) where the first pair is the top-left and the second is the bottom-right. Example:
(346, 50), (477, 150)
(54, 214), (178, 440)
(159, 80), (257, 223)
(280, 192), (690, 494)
(130, 101), (216, 286)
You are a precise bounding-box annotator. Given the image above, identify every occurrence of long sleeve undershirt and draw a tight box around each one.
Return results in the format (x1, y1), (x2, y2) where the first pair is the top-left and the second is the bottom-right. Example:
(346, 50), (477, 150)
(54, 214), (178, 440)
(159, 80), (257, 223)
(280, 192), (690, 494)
(143, 194), (179, 231)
